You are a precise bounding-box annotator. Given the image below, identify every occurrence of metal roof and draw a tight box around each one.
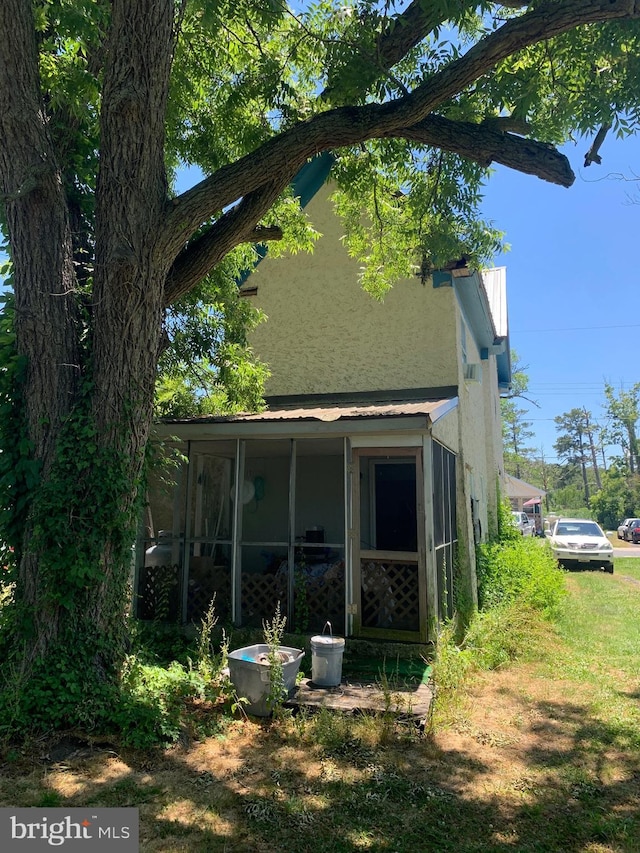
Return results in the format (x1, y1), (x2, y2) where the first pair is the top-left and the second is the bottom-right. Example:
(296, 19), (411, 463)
(504, 473), (546, 499)
(162, 396), (457, 427)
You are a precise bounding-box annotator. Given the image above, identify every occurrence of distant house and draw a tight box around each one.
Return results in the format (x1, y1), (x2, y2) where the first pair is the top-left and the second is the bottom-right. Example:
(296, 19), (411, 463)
(138, 162), (511, 643)
(504, 474), (546, 533)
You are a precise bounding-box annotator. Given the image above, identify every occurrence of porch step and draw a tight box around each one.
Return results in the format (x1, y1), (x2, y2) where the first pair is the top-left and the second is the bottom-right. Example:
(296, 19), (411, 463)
(285, 677), (434, 725)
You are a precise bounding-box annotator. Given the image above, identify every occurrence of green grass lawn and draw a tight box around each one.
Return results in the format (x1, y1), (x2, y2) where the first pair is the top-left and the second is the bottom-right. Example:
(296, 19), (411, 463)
(614, 554), (640, 581)
(553, 560), (640, 729)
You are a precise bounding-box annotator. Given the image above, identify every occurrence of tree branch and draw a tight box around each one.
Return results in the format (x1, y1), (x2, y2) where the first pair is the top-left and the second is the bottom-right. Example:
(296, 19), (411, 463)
(164, 181), (285, 304)
(321, 0), (457, 103)
(163, 114), (570, 307)
(160, 0), (639, 272)
(395, 114), (574, 186)
(584, 122), (611, 166)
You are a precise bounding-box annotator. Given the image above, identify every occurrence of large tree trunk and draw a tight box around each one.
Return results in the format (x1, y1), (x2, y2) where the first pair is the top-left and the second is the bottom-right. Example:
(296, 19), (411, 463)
(0, 0), (176, 728)
(0, 0), (82, 672)
(85, 0), (175, 650)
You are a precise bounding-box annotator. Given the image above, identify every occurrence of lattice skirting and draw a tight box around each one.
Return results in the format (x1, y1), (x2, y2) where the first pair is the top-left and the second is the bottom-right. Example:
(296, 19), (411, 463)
(240, 574), (289, 628)
(295, 576), (345, 633)
(136, 564), (181, 621)
(361, 559), (419, 631)
(187, 571), (232, 623)
(138, 564), (345, 629)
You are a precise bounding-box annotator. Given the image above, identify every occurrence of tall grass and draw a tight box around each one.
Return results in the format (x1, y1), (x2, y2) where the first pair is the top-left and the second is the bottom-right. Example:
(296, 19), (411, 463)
(433, 503), (566, 716)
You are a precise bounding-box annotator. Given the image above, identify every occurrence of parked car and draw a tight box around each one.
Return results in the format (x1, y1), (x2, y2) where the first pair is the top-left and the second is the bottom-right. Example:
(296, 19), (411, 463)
(627, 519), (640, 544)
(548, 518), (614, 573)
(511, 511), (535, 537)
(622, 518), (640, 541)
(617, 518), (635, 539)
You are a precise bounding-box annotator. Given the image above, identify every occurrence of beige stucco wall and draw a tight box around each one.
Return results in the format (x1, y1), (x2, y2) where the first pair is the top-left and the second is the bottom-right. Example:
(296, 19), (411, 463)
(431, 408), (459, 452)
(247, 187), (458, 397)
(453, 318), (504, 544)
(245, 184), (505, 562)
(482, 357), (505, 526)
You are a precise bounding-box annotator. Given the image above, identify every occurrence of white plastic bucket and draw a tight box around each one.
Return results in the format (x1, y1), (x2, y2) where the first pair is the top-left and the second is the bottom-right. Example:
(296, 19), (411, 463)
(311, 622), (345, 687)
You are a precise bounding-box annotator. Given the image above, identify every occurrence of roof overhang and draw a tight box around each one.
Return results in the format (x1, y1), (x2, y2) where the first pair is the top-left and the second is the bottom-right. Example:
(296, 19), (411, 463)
(155, 396), (458, 442)
(433, 266), (511, 391)
(503, 473), (546, 500)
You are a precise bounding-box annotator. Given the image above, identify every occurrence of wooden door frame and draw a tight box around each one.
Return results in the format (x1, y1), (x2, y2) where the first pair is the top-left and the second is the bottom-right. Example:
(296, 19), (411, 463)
(351, 446), (427, 642)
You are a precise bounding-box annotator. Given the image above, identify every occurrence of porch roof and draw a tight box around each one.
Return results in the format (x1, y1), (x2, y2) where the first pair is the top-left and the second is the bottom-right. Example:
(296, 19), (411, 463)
(158, 394), (457, 433)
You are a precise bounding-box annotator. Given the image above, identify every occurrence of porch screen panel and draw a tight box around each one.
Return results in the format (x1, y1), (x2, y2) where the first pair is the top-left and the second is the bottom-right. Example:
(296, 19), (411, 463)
(294, 440), (345, 634)
(433, 441), (457, 620)
(240, 440), (291, 627)
(185, 442), (236, 623)
(188, 544), (232, 624)
(240, 545), (289, 628)
(433, 442), (444, 547)
(137, 453), (188, 621)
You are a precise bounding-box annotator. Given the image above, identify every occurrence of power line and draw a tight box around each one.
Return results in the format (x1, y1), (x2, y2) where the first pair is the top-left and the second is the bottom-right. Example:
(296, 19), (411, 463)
(513, 323), (640, 333)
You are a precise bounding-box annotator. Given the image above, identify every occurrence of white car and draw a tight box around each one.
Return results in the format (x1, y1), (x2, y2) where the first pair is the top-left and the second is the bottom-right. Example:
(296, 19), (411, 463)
(511, 511), (535, 537)
(548, 518), (613, 574)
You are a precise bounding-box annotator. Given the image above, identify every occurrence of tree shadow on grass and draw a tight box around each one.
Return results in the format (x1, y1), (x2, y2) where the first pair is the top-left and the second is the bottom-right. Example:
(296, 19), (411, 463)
(2, 692), (640, 852)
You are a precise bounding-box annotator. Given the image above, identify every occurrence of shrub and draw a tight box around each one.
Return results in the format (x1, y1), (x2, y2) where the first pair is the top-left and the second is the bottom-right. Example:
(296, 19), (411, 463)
(116, 658), (206, 748)
(476, 537), (566, 619)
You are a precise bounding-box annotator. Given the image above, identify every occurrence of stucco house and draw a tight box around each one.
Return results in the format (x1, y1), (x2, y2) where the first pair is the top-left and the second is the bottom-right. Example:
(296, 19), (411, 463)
(138, 160), (511, 644)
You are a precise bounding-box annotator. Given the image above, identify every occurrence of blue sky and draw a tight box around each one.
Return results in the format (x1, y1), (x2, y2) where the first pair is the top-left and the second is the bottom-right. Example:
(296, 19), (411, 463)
(480, 132), (640, 463)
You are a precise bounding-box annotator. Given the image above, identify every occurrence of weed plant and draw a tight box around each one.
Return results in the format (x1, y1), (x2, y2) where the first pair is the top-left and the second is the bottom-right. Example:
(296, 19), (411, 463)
(263, 601), (288, 717)
(115, 597), (234, 748)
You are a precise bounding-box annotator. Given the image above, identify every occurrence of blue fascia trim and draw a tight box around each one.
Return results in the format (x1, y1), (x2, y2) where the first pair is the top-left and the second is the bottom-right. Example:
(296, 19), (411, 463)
(432, 271), (453, 288)
(452, 271), (494, 350)
(293, 152), (335, 208)
(436, 268), (512, 390)
(237, 152), (335, 286)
